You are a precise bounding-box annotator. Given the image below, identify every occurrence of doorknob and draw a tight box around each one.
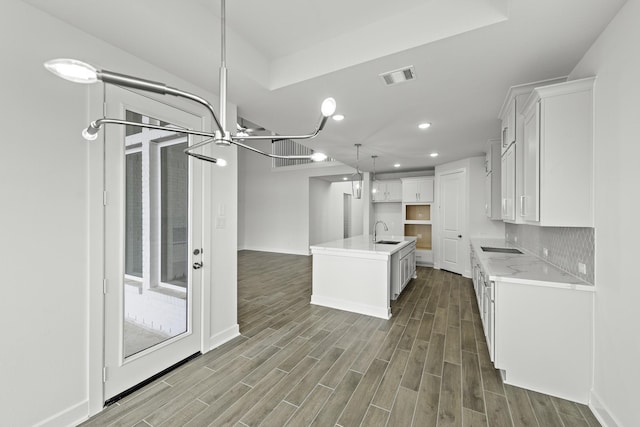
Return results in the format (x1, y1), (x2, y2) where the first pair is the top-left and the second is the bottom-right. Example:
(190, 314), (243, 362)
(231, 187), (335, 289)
(193, 262), (203, 270)
(458, 235), (462, 238)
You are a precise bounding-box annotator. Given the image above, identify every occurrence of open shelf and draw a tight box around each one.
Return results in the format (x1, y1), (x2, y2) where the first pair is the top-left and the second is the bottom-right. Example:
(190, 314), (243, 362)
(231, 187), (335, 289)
(405, 204), (431, 221)
(404, 223), (432, 250)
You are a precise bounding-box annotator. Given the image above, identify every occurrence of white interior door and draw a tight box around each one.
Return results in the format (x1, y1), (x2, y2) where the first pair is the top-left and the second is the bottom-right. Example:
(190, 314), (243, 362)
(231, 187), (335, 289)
(103, 86), (203, 401)
(439, 169), (466, 274)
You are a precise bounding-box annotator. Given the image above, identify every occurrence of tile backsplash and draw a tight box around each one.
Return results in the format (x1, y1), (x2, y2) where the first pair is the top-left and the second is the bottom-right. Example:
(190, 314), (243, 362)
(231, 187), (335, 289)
(505, 224), (594, 285)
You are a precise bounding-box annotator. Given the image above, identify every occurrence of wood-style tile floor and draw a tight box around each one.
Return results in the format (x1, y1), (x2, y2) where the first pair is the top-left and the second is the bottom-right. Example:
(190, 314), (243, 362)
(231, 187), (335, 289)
(81, 250), (601, 426)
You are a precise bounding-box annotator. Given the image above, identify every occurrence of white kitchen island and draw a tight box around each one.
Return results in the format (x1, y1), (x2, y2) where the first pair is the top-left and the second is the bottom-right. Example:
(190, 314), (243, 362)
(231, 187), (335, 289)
(310, 235), (417, 320)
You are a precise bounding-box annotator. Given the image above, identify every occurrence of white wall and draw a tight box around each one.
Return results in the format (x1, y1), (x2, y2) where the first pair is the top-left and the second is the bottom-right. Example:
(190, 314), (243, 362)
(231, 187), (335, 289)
(238, 139), (355, 255)
(569, 1), (640, 425)
(0, 1), (237, 425)
(434, 157), (505, 276)
(309, 179), (332, 245)
(373, 203), (404, 237)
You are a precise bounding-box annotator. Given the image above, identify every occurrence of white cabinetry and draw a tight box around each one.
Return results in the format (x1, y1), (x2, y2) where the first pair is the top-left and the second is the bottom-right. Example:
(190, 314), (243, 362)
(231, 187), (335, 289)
(500, 145), (515, 221)
(391, 240), (417, 299)
(485, 139), (501, 220)
(500, 98), (516, 155)
(521, 78), (595, 227)
(469, 243), (594, 402)
(494, 281), (593, 402)
(401, 177), (433, 202)
(498, 78), (566, 224)
(372, 179), (402, 202)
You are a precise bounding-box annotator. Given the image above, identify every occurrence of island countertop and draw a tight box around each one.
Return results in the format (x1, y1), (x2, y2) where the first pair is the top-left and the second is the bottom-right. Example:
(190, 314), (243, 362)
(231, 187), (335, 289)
(310, 235), (416, 257)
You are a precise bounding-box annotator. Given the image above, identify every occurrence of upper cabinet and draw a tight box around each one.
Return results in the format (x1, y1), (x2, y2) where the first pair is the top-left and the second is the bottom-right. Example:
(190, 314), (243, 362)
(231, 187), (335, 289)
(497, 77), (567, 224)
(500, 98), (516, 155)
(372, 179), (402, 203)
(402, 177), (434, 202)
(521, 77), (595, 227)
(485, 139), (502, 220)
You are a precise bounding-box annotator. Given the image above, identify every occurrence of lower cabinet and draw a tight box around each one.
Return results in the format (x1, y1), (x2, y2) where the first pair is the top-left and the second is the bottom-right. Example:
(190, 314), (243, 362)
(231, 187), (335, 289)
(493, 281), (593, 403)
(391, 241), (417, 299)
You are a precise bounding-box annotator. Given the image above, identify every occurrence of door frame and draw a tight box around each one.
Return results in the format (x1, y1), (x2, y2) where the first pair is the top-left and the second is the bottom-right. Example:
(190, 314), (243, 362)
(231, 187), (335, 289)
(434, 167), (467, 275)
(87, 84), (213, 415)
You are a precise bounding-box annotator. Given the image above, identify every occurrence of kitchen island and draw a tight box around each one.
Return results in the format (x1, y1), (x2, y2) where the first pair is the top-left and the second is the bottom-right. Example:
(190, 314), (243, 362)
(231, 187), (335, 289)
(310, 235), (416, 319)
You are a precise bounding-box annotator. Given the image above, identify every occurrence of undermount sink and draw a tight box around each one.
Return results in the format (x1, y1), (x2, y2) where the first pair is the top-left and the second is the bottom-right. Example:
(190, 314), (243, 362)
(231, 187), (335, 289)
(481, 246), (523, 254)
(376, 240), (401, 245)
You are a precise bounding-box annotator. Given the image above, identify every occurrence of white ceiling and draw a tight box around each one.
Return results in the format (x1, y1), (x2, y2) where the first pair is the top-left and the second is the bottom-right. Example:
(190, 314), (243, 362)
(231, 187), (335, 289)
(24, 0), (626, 172)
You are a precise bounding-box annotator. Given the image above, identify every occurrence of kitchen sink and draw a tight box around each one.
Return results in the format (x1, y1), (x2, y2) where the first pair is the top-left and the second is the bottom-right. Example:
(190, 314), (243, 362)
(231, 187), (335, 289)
(376, 240), (401, 245)
(481, 246), (523, 254)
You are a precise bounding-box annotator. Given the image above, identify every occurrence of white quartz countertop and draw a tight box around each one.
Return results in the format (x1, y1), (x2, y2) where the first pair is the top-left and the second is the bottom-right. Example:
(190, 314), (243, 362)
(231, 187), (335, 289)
(471, 238), (593, 291)
(310, 235), (416, 256)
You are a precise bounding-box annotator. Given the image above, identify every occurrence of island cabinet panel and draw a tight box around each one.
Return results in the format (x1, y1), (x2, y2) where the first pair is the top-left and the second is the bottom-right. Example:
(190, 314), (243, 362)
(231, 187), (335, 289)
(310, 236), (418, 319)
(311, 252), (391, 319)
(494, 280), (593, 403)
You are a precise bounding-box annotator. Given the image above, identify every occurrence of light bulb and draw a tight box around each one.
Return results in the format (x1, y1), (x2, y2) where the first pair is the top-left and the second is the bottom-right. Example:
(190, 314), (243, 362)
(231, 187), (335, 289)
(216, 158), (227, 167)
(311, 152), (328, 162)
(44, 59), (98, 84)
(418, 122), (431, 130)
(81, 126), (99, 141)
(320, 98), (337, 117)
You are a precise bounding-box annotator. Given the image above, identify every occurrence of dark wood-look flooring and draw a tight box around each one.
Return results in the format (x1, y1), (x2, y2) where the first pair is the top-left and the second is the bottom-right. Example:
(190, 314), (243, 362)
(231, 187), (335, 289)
(81, 250), (601, 426)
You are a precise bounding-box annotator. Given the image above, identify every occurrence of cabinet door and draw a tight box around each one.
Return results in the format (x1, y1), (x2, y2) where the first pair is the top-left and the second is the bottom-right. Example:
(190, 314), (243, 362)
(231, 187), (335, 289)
(501, 146), (515, 221)
(402, 180), (418, 202)
(485, 173), (492, 218)
(416, 179), (434, 202)
(501, 99), (516, 155)
(523, 102), (540, 222)
(386, 180), (402, 202)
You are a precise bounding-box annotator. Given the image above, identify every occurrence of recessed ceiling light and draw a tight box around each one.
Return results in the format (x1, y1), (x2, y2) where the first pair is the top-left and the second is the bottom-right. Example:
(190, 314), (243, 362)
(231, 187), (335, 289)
(394, 163), (401, 168)
(430, 152), (439, 157)
(418, 122), (431, 130)
(332, 114), (344, 121)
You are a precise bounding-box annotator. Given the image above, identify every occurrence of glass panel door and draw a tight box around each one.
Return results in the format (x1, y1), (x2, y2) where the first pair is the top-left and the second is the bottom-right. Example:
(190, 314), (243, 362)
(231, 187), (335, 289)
(104, 86), (202, 401)
(122, 113), (189, 358)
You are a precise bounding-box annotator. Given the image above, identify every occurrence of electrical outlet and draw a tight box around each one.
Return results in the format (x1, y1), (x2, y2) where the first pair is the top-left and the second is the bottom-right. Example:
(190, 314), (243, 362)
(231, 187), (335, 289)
(417, 234), (422, 239)
(578, 262), (587, 275)
(514, 236), (518, 243)
(543, 248), (548, 258)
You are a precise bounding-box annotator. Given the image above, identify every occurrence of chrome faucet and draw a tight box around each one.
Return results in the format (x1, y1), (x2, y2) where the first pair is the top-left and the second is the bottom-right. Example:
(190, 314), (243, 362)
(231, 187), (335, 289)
(373, 220), (389, 242)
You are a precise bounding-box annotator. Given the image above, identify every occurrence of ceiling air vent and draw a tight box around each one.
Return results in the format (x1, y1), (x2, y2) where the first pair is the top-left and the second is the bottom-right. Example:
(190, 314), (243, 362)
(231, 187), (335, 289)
(379, 66), (416, 86)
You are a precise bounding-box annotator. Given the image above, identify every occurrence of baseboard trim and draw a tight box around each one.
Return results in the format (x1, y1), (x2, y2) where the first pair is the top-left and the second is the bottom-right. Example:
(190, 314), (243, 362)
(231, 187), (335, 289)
(239, 246), (310, 256)
(590, 390), (620, 427)
(311, 295), (391, 320)
(208, 324), (240, 351)
(34, 399), (88, 427)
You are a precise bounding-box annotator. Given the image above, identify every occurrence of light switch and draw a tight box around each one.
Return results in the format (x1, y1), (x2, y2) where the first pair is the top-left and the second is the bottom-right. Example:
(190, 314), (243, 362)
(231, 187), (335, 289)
(216, 216), (226, 229)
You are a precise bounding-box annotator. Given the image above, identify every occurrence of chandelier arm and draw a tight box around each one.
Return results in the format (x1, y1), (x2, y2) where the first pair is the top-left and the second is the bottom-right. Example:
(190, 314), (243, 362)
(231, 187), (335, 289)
(87, 118), (320, 161)
(98, 70), (225, 135)
(231, 114), (325, 141)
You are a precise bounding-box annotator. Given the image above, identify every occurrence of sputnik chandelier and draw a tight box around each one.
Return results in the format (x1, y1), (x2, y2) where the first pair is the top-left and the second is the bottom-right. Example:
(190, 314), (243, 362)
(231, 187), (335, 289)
(43, 0), (334, 166)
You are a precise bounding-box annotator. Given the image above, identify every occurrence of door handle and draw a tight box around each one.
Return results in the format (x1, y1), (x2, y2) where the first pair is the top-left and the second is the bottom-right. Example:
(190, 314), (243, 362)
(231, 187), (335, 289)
(458, 235), (462, 238)
(193, 262), (203, 270)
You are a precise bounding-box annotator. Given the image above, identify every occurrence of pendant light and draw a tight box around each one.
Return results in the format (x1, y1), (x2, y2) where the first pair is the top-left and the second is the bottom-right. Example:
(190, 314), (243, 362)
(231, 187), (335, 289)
(43, 0), (334, 166)
(352, 144), (363, 199)
(371, 155), (378, 196)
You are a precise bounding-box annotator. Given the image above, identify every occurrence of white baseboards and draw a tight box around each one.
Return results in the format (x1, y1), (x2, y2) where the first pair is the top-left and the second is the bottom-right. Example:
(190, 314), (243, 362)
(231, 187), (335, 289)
(208, 324), (240, 351)
(311, 295), (391, 320)
(590, 390), (620, 427)
(34, 400), (88, 427)
(240, 246), (310, 256)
